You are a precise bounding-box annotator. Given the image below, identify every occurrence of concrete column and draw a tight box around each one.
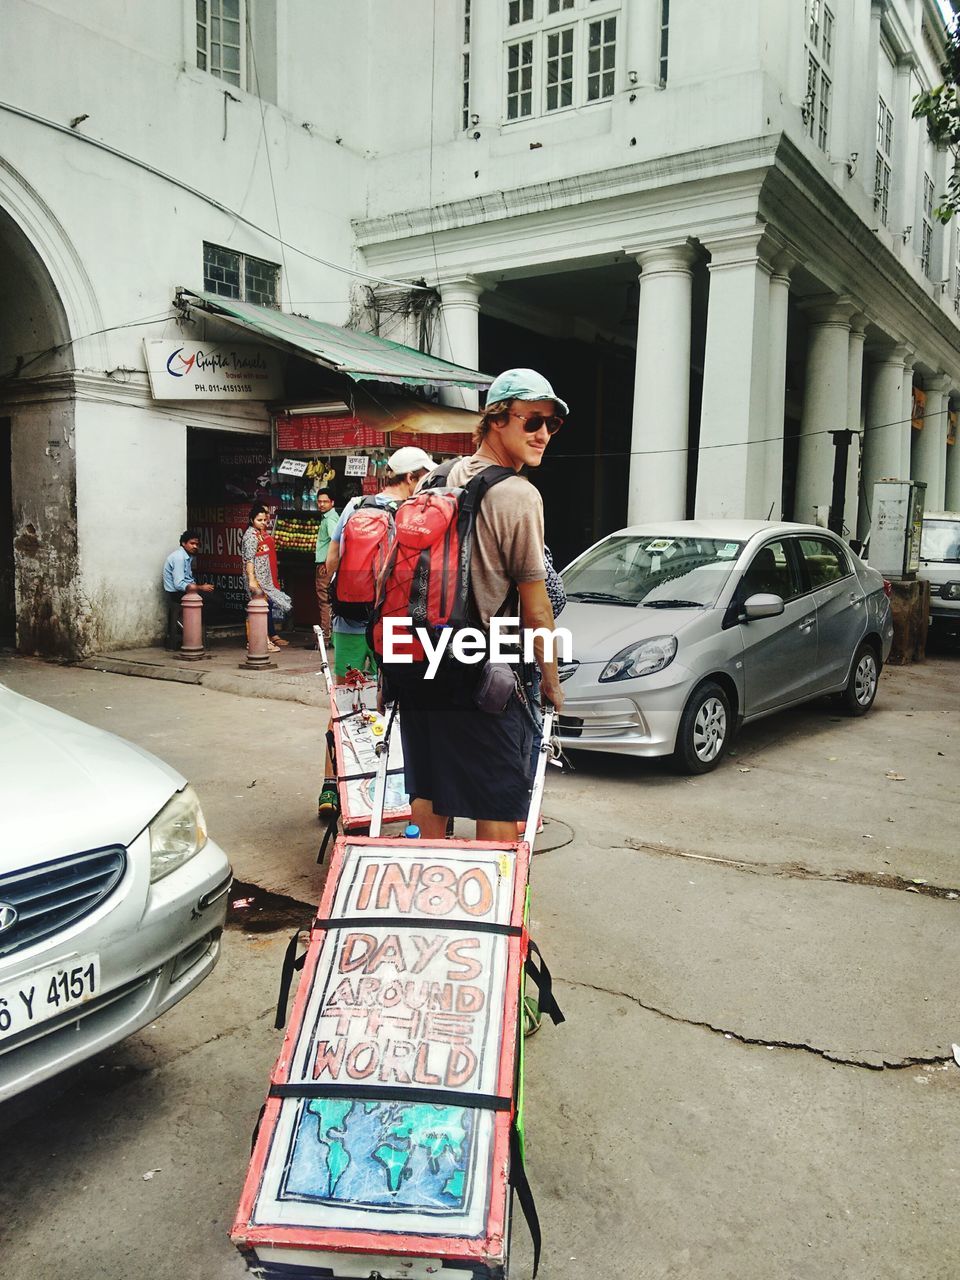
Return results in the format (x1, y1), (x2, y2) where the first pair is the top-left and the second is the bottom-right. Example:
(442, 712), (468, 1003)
(945, 400), (960, 511)
(764, 256), (793, 520)
(912, 373), (950, 510)
(901, 358), (917, 478)
(627, 242), (696, 522)
(437, 277), (483, 410)
(860, 344), (913, 539)
(695, 229), (778, 519)
(843, 317), (867, 538)
(794, 299), (854, 525)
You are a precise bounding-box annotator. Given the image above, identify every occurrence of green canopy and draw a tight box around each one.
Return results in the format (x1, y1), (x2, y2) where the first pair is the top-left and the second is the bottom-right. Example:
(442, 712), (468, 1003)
(179, 288), (494, 389)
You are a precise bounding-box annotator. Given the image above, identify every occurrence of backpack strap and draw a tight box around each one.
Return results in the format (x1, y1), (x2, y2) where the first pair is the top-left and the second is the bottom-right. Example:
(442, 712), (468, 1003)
(420, 457), (457, 490)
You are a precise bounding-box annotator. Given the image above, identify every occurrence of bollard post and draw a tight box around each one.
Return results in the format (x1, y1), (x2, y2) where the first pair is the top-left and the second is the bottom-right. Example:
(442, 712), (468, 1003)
(177, 588), (206, 661)
(241, 595), (277, 670)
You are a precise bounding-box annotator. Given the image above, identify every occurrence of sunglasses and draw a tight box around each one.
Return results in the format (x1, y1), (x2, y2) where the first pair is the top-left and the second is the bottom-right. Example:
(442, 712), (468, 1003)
(507, 410), (565, 435)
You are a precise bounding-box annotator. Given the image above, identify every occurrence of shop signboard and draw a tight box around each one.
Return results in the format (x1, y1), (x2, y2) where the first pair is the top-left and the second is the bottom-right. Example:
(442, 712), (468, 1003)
(344, 454), (370, 477)
(144, 339), (283, 400)
(232, 834), (528, 1278)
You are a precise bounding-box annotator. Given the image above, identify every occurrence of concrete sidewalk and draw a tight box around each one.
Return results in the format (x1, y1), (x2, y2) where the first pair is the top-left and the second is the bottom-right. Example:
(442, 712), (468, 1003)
(80, 630), (332, 709)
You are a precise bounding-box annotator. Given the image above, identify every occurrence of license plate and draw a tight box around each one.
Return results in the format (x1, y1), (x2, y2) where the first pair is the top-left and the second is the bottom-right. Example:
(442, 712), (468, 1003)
(0, 953), (100, 1043)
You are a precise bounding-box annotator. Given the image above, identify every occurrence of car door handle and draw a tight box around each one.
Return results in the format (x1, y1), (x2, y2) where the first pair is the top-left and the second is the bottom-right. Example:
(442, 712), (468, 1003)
(849, 592), (861, 604)
(798, 615), (815, 631)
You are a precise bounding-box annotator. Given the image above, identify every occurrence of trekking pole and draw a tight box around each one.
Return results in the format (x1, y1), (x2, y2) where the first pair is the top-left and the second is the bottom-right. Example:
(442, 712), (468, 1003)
(368, 698), (399, 839)
(521, 708), (555, 848)
(315, 628), (335, 700)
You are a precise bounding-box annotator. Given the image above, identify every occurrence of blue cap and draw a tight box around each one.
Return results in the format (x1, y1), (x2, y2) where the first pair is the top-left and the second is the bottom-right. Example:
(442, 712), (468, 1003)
(484, 368), (569, 417)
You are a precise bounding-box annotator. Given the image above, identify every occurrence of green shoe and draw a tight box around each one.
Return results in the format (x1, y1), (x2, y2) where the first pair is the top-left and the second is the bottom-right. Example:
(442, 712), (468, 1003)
(318, 785), (339, 819)
(523, 995), (542, 1038)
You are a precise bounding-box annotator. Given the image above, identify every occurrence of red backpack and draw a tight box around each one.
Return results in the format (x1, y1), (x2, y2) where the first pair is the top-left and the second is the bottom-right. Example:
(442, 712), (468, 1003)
(331, 497), (399, 624)
(370, 461), (514, 673)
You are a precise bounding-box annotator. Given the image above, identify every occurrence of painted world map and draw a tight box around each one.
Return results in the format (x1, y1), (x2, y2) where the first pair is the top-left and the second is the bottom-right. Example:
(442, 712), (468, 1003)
(283, 1099), (473, 1212)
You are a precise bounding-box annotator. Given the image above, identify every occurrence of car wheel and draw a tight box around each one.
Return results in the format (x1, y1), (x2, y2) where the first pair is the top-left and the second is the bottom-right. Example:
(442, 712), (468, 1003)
(840, 642), (879, 716)
(673, 681), (731, 774)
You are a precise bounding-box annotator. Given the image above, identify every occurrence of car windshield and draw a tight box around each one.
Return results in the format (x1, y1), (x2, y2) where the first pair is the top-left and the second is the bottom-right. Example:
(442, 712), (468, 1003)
(563, 535), (743, 607)
(921, 520), (960, 563)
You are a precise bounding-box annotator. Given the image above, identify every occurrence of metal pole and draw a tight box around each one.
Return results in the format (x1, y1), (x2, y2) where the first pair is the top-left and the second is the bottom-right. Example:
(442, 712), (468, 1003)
(522, 709), (555, 848)
(829, 429), (853, 536)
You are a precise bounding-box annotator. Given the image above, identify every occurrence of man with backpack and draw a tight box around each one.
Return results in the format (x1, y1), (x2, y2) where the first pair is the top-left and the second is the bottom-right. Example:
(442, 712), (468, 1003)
(374, 368), (567, 843)
(317, 445), (434, 817)
(324, 445), (436, 682)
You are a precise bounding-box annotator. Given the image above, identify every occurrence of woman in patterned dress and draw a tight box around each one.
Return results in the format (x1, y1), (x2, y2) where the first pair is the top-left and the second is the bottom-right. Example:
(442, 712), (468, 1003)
(242, 505), (293, 651)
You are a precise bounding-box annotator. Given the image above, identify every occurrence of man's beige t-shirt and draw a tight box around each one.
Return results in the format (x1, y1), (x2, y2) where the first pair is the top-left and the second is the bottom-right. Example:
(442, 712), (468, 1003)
(443, 455), (545, 628)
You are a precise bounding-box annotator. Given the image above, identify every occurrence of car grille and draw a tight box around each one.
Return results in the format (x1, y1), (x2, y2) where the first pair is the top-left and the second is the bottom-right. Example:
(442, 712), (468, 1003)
(0, 847), (127, 959)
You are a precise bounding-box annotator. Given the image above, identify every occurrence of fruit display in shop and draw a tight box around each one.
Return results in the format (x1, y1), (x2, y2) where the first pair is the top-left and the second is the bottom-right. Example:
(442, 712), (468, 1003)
(274, 516), (322, 551)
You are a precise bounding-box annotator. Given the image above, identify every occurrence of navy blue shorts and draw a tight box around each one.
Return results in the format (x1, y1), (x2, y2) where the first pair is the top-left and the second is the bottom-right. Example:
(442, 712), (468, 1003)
(398, 682), (534, 822)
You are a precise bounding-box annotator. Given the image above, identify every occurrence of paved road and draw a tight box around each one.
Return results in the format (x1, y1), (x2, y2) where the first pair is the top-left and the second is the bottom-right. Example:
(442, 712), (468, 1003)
(1, 654), (958, 1279)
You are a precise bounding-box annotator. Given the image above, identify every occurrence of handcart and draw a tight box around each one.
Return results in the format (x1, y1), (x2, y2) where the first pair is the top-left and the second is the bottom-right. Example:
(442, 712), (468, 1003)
(316, 631), (411, 863)
(233, 710), (562, 1279)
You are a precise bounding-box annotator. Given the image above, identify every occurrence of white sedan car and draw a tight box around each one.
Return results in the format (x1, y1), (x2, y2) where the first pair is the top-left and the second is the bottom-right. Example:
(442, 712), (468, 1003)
(557, 520), (894, 773)
(0, 685), (231, 1101)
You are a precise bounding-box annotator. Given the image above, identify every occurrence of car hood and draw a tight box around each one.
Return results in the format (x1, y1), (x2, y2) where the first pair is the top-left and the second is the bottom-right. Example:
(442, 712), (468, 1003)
(562, 601), (707, 665)
(0, 685), (186, 872)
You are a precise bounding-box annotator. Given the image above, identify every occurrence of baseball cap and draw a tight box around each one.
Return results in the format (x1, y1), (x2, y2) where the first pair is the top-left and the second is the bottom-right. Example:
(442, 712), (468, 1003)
(484, 368), (569, 417)
(387, 445), (435, 474)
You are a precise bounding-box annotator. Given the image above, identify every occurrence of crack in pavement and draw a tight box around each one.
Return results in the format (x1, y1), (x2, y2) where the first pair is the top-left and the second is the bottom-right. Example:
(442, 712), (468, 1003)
(612, 838), (960, 902)
(560, 976), (954, 1071)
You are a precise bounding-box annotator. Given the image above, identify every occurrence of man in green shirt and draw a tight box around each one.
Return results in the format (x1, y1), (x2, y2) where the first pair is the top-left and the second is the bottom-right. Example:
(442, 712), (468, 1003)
(313, 488), (338, 646)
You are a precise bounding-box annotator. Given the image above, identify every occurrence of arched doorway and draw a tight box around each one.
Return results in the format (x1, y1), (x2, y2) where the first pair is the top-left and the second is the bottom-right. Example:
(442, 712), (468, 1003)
(0, 201), (77, 652)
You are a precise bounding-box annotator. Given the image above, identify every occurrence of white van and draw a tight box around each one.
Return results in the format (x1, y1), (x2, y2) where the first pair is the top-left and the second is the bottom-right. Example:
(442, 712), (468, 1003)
(919, 512), (960, 629)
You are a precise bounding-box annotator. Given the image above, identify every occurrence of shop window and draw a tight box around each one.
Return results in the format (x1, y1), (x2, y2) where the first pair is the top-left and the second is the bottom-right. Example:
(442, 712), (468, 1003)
(196, 0), (245, 88)
(502, 0), (619, 122)
(203, 242), (280, 307)
(803, 0), (832, 152)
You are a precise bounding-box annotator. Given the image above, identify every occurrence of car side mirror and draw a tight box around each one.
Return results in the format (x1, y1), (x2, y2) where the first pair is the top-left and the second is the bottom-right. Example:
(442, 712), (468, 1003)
(742, 592), (785, 621)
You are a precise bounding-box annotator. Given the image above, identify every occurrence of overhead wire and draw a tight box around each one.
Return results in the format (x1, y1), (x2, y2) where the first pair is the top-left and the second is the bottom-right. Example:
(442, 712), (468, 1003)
(0, 99), (431, 292)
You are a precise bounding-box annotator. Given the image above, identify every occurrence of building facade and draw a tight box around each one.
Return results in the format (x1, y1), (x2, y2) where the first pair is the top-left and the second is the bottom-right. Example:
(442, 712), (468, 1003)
(2, 0), (959, 657)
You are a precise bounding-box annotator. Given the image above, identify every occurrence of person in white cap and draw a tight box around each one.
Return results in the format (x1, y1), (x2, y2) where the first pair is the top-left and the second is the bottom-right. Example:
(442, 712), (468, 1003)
(398, 368), (567, 842)
(317, 444), (434, 817)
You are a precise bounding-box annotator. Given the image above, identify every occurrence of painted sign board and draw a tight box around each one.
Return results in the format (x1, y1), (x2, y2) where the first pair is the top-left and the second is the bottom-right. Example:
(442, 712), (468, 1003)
(344, 455), (370, 477)
(233, 835), (529, 1279)
(144, 339), (284, 400)
(331, 681), (410, 832)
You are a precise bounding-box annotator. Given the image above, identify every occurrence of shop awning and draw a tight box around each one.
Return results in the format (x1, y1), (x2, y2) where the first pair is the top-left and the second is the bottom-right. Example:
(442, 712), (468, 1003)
(178, 288), (494, 389)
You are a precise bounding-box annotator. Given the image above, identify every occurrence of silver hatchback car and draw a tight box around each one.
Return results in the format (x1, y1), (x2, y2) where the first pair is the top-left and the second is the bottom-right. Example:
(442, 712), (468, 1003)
(557, 521), (894, 773)
(0, 685), (232, 1101)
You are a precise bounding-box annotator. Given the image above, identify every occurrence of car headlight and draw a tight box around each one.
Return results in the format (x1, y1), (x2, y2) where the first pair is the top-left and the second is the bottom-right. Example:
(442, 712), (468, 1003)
(599, 635), (678, 682)
(941, 581), (960, 600)
(149, 785), (208, 882)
